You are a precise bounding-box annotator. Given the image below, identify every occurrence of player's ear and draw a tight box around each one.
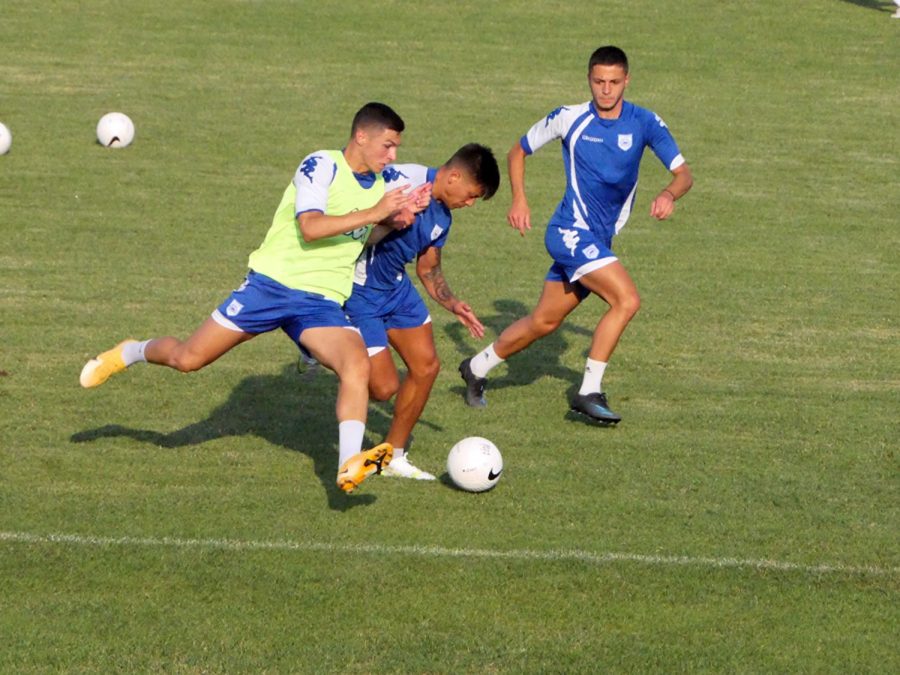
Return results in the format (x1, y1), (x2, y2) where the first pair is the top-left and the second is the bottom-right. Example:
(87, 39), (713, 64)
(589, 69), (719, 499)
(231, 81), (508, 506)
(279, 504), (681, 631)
(447, 168), (461, 184)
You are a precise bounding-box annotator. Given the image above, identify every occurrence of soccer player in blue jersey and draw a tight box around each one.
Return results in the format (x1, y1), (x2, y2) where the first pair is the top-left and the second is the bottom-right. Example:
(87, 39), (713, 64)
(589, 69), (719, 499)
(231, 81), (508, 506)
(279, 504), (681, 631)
(459, 46), (693, 424)
(80, 102), (428, 494)
(346, 144), (500, 478)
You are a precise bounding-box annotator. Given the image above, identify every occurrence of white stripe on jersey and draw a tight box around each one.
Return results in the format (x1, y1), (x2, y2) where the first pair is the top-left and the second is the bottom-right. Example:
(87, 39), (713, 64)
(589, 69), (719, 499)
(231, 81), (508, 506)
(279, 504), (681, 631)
(614, 183), (639, 235)
(567, 114), (595, 226)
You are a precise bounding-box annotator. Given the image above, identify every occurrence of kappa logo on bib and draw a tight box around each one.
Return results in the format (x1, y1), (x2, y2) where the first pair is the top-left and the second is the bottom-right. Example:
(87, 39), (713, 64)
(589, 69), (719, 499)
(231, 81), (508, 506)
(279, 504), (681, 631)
(617, 134), (633, 151)
(226, 300), (243, 317)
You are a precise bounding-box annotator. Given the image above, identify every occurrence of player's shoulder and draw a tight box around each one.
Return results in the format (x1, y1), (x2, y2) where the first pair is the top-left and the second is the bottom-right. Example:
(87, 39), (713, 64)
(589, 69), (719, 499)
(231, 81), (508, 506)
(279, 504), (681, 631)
(541, 101), (593, 127)
(382, 163), (428, 187)
(294, 150), (338, 183)
(625, 102), (672, 131)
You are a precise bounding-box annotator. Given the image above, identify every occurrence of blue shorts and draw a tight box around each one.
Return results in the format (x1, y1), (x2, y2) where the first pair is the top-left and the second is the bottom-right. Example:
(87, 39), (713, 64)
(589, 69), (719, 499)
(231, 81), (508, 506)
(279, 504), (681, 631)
(344, 277), (431, 351)
(212, 270), (353, 345)
(544, 224), (618, 298)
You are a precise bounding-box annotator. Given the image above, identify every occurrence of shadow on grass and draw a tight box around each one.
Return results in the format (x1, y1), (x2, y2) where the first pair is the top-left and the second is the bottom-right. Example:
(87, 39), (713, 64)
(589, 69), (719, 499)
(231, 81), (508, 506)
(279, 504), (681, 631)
(71, 362), (387, 511)
(837, 0), (895, 11)
(445, 298), (594, 401)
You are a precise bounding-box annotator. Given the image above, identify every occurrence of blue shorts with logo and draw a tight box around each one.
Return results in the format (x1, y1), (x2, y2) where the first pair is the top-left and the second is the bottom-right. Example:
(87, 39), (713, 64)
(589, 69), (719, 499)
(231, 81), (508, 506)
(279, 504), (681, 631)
(544, 223), (618, 300)
(344, 277), (431, 350)
(212, 270), (353, 346)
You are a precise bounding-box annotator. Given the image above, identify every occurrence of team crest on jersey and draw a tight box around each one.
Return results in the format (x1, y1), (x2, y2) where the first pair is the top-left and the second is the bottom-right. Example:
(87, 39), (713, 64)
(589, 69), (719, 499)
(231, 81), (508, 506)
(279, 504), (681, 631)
(430, 225), (444, 240)
(583, 244), (600, 260)
(226, 300), (243, 317)
(617, 134), (633, 151)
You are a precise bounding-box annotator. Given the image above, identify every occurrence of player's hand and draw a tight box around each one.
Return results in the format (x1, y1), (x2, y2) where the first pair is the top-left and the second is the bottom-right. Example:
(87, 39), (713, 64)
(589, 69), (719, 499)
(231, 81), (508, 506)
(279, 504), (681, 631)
(409, 182), (432, 213)
(371, 184), (412, 222)
(452, 301), (485, 339)
(650, 190), (676, 220)
(507, 198), (531, 236)
(388, 209), (416, 230)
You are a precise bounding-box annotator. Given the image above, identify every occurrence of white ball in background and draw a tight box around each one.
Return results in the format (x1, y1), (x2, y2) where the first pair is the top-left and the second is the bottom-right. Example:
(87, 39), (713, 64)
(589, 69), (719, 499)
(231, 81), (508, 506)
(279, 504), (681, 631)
(0, 122), (11, 155)
(96, 112), (135, 148)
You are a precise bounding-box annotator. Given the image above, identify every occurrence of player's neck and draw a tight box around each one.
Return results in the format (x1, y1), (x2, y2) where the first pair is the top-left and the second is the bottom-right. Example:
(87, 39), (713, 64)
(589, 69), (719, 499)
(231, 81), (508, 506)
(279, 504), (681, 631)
(342, 145), (372, 174)
(432, 167), (448, 204)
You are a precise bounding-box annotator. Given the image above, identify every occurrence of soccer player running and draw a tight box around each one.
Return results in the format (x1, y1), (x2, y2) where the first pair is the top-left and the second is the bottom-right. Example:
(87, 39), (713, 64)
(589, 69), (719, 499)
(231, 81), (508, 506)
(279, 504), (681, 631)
(80, 102), (429, 493)
(459, 46), (693, 424)
(345, 144), (500, 479)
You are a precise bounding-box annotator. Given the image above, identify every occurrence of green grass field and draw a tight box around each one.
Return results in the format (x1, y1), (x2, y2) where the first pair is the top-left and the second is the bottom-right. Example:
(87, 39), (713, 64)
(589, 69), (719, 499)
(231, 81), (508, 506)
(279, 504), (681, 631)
(2, 0), (898, 671)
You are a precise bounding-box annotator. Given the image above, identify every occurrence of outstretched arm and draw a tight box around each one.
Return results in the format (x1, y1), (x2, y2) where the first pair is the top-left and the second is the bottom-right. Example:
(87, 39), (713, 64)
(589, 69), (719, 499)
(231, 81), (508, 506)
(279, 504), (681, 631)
(416, 246), (484, 339)
(506, 141), (532, 236)
(650, 163), (693, 221)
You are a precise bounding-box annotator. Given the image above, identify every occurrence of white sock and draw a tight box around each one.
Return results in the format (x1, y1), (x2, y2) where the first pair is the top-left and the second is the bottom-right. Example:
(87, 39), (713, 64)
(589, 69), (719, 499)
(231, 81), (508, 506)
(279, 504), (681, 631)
(121, 340), (151, 366)
(469, 343), (504, 378)
(338, 420), (365, 466)
(578, 358), (607, 395)
(393, 447), (405, 460)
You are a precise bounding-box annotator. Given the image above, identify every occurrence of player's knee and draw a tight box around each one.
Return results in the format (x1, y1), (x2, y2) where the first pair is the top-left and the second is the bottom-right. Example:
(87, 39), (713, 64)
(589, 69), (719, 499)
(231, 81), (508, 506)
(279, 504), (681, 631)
(531, 314), (563, 337)
(170, 347), (207, 373)
(370, 377), (399, 401)
(413, 355), (440, 383)
(342, 352), (371, 383)
(620, 291), (641, 319)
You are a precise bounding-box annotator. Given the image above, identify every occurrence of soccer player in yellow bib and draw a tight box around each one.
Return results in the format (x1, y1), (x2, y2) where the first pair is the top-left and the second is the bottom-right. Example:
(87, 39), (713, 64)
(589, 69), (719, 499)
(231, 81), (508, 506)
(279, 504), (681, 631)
(80, 102), (427, 494)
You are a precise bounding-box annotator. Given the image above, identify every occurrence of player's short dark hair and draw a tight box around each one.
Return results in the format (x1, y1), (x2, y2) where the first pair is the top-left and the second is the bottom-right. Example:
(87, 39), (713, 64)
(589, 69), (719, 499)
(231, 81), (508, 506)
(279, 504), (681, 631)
(445, 143), (500, 200)
(351, 102), (405, 135)
(588, 46), (629, 74)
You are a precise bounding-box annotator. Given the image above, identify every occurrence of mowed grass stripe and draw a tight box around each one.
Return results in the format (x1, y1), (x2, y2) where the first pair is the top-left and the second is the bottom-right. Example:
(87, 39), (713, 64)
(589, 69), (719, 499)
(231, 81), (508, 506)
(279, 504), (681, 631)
(2, 530), (896, 578)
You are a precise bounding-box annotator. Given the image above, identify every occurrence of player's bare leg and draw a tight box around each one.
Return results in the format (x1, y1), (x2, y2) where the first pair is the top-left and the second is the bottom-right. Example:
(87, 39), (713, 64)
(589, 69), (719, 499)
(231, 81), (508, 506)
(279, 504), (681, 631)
(493, 280), (583, 359)
(367, 348), (400, 402)
(574, 261), (640, 363)
(301, 326), (371, 428)
(459, 280), (581, 407)
(80, 316), (254, 387)
(301, 326), (391, 493)
(567, 261), (640, 424)
(145, 317), (256, 371)
(379, 323), (439, 480)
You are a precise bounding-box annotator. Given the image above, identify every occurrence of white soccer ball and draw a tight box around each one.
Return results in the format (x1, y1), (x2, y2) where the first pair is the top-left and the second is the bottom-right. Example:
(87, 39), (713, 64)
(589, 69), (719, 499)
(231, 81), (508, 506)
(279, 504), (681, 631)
(447, 436), (503, 492)
(0, 122), (11, 155)
(96, 112), (135, 148)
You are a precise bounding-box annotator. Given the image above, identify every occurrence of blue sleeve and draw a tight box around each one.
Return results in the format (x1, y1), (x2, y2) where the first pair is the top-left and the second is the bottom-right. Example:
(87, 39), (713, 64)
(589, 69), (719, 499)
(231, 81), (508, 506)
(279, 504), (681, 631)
(645, 112), (683, 171)
(520, 134), (534, 155)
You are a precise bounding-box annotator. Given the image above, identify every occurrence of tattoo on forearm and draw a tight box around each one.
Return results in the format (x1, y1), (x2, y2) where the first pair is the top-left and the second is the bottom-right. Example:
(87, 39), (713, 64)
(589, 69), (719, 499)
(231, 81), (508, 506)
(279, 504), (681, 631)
(423, 265), (455, 306)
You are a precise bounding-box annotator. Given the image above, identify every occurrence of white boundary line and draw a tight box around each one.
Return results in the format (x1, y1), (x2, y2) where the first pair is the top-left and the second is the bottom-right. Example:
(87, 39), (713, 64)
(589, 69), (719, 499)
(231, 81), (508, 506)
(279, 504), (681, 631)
(1, 531), (896, 577)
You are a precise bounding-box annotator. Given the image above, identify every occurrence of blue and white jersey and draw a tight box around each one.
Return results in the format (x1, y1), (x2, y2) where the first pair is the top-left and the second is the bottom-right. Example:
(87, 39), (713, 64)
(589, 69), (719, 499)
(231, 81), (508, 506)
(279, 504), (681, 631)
(353, 164), (452, 291)
(522, 100), (684, 244)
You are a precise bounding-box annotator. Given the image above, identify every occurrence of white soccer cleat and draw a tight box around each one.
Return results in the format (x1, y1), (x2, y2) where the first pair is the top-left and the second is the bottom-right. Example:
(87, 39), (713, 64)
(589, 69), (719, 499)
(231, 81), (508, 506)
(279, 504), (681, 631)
(381, 455), (436, 480)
